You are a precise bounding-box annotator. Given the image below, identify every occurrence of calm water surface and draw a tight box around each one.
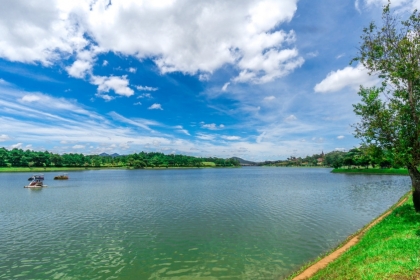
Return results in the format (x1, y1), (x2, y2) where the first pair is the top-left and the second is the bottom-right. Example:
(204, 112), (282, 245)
(0, 167), (411, 279)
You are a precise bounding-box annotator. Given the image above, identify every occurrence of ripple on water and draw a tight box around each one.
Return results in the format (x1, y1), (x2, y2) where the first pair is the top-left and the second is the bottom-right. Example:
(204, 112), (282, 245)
(0, 168), (411, 279)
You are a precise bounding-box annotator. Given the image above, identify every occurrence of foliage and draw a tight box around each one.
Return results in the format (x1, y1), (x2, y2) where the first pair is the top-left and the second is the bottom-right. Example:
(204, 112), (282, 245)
(0, 147), (240, 169)
(352, 2), (420, 211)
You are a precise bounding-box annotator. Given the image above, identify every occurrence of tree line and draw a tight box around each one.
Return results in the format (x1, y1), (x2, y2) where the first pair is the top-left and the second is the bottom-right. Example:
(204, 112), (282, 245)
(0, 148), (240, 168)
(259, 145), (402, 169)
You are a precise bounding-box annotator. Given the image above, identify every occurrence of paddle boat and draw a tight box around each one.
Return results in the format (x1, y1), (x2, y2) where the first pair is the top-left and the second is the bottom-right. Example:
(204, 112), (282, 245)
(54, 174), (69, 180)
(24, 174), (47, 188)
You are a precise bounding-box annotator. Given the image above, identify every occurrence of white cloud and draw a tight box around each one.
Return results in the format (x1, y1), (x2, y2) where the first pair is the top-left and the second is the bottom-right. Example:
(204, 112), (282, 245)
(95, 93), (115, 101)
(128, 67), (137, 73)
(336, 53), (345, 59)
(148, 103), (163, 110)
(0, 134), (11, 142)
(306, 51), (318, 58)
(133, 102), (142, 106)
(137, 93), (153, 99)
(314, 63), (379, 93)
(337, 135), (345, 139)
(201, 123), (225, 130)
(0, 0), (301, 84)
(198, 74), (210, 81)
(10, 143), (23, 149)
(66, 60), (92, 78)
(136, 86), (158, 91)
(103, 60), (108, 66)
(196, 133), (215, 140)
(222, 82), (230, 91)
(263, 96), (276, 101)
(221, 135), (241, 140)
(364, 0), (412, 7)
(0, 0), (88, 65)
(20, 95), (41, 103)
(108, 111), (157, 131)
(285, 114), (297, 121)
(72, 144), (85, 149)
(355, 0), (361, 13)
(175, 125), (190, 136)
(91, 75), (134, 97)
(256, 131), (266, 143)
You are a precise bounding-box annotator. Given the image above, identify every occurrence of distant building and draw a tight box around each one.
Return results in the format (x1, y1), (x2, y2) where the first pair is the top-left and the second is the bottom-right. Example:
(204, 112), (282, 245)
(317, 151), (325, 165)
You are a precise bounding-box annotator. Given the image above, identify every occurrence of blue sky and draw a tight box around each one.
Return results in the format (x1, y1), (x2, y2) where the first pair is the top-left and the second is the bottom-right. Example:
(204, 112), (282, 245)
(0, 0), (414, 161)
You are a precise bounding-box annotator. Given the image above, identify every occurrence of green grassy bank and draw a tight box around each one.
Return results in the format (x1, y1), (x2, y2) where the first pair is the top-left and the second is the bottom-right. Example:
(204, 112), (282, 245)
(287, 193), (420, 279)
(332, 168), (408, 175)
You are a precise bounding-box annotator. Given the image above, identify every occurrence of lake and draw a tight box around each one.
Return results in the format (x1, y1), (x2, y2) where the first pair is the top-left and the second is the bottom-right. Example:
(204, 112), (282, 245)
(0, 167), (411, 279)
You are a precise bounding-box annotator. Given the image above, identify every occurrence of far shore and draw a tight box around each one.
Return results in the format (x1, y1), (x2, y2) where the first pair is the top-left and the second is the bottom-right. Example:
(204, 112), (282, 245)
(331, 168), (408, 175)
(0, 166), (240, 173)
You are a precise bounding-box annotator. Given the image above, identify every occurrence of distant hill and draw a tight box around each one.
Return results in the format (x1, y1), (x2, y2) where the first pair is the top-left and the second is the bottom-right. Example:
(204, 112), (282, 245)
(231, 157), (257, 166)
(99, 153), (120, 157)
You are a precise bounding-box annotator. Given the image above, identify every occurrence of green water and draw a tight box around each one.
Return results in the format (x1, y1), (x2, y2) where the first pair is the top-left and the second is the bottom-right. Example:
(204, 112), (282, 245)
(0, 168), (411, 279)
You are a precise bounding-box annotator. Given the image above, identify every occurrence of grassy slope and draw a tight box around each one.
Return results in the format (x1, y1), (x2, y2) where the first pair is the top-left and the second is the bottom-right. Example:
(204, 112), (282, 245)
(309, 197), (420, 279)
(332, 168), (409, 175)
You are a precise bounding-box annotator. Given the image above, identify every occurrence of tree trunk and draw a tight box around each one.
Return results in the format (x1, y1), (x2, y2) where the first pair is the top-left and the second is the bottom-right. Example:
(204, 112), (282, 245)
(407, 165), (420, 212)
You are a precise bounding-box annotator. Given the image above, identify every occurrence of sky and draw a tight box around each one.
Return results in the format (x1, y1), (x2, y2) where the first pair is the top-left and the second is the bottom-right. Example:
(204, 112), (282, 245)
(0, 0), (417, 161)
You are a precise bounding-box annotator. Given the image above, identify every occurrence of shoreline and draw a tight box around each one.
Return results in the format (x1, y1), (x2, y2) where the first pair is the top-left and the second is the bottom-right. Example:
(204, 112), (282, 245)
(285, 191), (412, 280)
(331, 168), (408, 175)
(0, 166), (240, 173)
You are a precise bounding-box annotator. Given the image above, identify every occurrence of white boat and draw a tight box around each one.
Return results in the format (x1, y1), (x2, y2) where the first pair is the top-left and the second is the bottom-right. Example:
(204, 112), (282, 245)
(24, 174), (47, 188)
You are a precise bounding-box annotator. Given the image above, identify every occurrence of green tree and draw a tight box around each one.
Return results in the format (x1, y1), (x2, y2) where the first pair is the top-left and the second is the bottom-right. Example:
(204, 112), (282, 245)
(353, 3), (420, 211)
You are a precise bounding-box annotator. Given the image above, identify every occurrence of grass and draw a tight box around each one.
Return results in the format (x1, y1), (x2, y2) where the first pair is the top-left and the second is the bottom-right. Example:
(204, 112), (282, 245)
(288, 194), (420, 280)
(201, 162), (216, 167)
(332, 168), (409, 175)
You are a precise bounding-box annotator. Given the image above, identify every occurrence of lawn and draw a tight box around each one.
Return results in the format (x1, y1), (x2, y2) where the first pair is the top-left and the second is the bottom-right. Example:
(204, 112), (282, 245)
(305, 196), (420, 279)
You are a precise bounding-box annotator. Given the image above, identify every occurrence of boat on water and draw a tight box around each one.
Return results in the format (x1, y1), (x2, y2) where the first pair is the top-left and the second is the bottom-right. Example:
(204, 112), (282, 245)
(24, 174), (47, 188)
(54, 174), (69, 180)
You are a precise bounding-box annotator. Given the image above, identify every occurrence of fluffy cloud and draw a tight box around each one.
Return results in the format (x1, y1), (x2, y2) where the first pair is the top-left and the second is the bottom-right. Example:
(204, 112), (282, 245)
(20, 95), (41, 103)
(337, 135), (345, 139)
(148, 103), (163, 110)
(0, 134), (11, 142)
(201, 123), (225, 130)
(314, 63), (378, 93)
(0, 0), (301, 84)
(0, 0), (87, 65)
(91, 75), (134, 97)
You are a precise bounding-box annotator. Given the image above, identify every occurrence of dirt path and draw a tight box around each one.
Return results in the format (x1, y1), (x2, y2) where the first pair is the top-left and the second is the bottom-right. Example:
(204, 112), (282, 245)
(291, 196), (409, 280)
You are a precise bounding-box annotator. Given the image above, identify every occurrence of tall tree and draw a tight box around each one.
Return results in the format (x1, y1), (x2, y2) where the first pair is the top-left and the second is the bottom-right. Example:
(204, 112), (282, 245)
(353, 2), (420, 211)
